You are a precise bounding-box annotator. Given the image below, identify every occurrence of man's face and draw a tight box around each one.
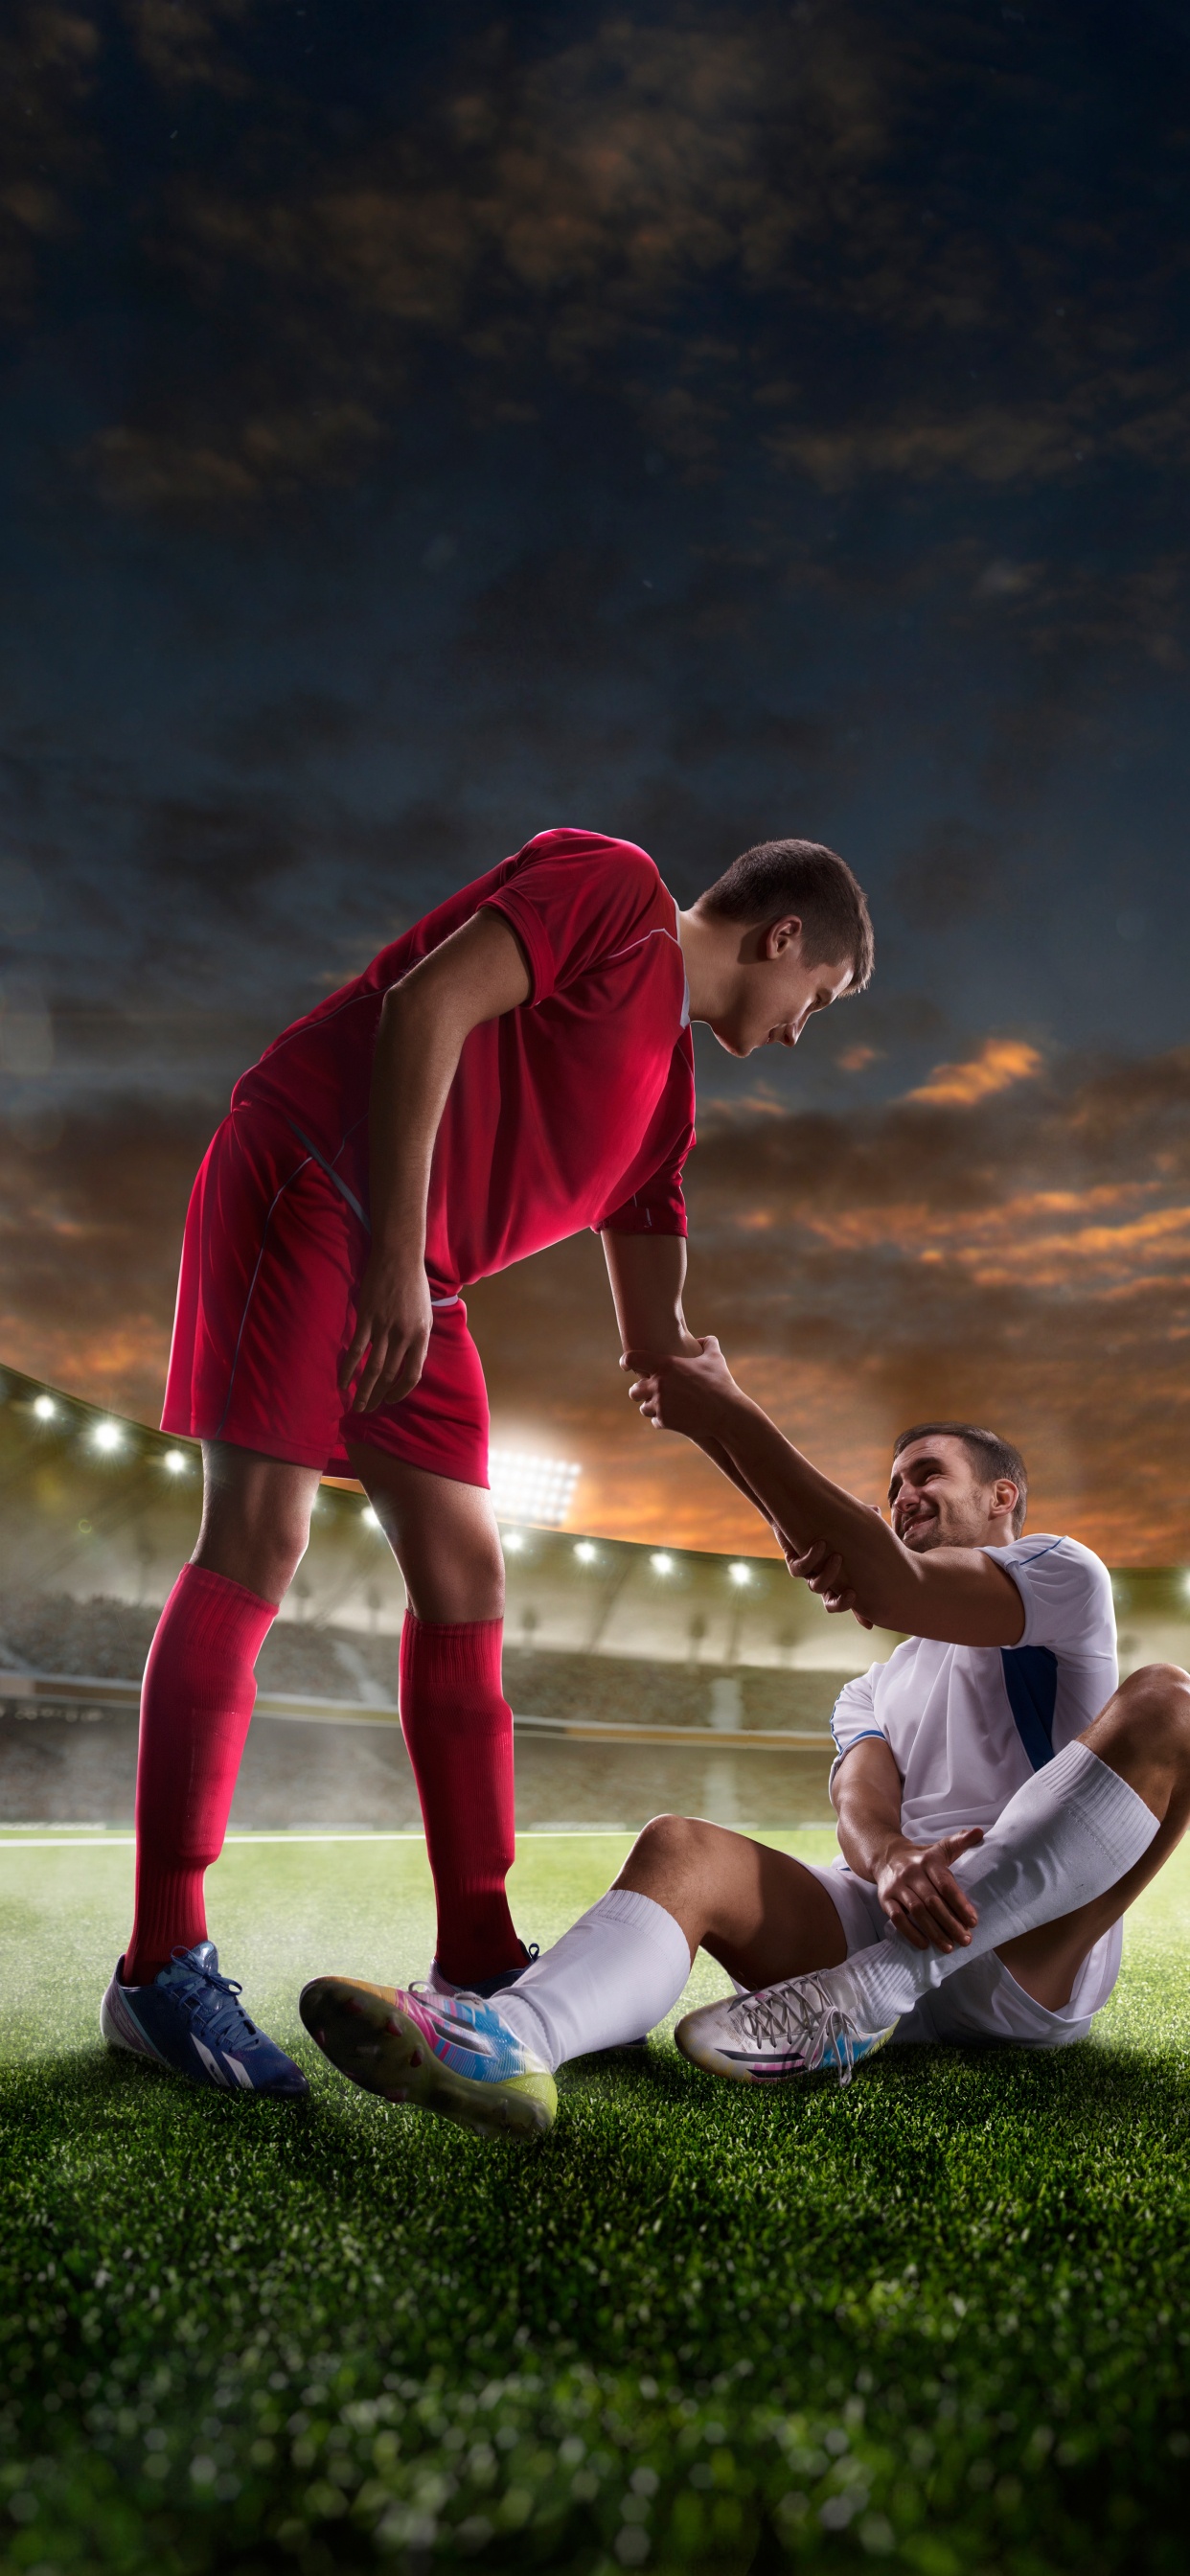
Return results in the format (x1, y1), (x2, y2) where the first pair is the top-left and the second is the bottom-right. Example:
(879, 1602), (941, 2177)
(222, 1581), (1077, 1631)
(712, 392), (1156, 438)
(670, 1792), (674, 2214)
(887, 1435), (1015, 1552)
(710, 924), (855, 1058)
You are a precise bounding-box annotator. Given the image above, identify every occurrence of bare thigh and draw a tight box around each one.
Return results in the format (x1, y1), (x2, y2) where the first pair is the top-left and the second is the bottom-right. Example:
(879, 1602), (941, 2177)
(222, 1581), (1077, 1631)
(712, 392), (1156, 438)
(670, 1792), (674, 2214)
(614, 1814), (848, 1987)
(195, 1441), (323, 1604)
(347, 1449), (505, 1624)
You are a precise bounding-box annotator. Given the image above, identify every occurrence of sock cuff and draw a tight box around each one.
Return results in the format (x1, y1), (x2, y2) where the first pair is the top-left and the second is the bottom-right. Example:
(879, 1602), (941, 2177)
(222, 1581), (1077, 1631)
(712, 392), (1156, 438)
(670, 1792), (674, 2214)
(1058, 1739), (1159, 1864)
(158, 1563), (279, 1657)
(590, 1886), (691, 1962)
(400, 1611), (504, 1693)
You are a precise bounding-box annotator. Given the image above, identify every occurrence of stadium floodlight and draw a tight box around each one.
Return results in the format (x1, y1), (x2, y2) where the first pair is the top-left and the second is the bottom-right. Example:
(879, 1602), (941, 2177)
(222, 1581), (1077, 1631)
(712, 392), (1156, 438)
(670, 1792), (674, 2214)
(361, 1505), (381, 1530)
(91, 1420), (124, 1455)
(650, 1552), (674, 1576)
(33, 1394), (57, 1421)
(162, 1449), (190, 1476)
(574, 1540), (598, 1565)
(488, 1449), (580, 1530)
(501, 1528), (526, 1553)
(728, 1561), (752, 1587)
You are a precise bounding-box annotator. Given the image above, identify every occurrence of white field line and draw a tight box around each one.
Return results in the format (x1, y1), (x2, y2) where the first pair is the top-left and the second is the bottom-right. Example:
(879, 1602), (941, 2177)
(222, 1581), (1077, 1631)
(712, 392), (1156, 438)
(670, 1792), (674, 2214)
(0, 1825), (833, 1852)
(0, 1828), (640, 1852)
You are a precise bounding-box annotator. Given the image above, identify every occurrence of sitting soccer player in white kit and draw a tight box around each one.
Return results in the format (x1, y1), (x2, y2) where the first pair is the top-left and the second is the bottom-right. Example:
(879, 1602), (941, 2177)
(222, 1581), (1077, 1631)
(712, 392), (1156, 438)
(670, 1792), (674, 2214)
(301, 1344), (1190, 2136)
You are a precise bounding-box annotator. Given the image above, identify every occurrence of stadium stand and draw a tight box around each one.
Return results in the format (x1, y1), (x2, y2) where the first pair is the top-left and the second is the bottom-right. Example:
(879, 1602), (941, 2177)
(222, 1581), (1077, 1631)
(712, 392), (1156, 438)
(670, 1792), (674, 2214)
(0, 1366), (1184, 1829)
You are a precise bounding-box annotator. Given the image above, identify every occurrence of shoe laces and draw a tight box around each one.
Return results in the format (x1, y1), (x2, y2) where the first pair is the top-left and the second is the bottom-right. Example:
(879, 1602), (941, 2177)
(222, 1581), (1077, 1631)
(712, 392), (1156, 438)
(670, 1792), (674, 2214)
(170, 1950), (262, 2055)
(728, 1974), (860, 2088)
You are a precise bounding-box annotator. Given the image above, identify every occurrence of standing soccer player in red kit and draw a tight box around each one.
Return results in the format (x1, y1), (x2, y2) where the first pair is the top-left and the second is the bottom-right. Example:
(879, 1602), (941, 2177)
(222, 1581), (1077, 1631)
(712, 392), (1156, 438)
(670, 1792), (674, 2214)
(101, 828), (873, 2094)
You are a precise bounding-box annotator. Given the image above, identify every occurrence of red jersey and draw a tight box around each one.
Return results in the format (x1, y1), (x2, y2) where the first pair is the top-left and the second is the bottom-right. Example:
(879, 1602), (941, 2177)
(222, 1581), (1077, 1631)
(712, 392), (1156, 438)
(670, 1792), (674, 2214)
(234, 830), (696, 1296)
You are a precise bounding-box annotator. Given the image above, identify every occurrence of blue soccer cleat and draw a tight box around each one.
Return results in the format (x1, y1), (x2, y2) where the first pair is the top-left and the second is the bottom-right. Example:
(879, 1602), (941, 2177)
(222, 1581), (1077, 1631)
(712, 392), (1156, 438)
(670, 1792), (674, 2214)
(101, 1942), (309, 2096)
(299, 1974), (556, 2140)
(676, 1969), (897, 2090)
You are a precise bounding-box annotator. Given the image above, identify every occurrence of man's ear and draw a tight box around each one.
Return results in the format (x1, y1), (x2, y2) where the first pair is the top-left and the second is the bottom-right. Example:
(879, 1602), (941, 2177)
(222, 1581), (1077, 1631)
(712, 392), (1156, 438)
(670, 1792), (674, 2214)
(993, 1479), (1020, 1523)
(762, 912), (802, 961)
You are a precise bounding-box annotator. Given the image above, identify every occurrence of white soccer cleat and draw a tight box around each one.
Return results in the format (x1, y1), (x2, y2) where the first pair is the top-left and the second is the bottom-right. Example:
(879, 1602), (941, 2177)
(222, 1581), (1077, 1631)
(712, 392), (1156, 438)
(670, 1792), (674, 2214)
(676, 1969), (898, 2089)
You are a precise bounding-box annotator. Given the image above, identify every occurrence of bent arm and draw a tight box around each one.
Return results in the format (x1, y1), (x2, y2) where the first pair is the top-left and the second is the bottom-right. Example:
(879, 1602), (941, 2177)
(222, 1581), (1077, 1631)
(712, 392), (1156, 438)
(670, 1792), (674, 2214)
(628, 1344), (1024, 1647)
(833, 1735), (982, 1951)
(344, 910), (531, 1410)
(833, 1735), (912, 1882)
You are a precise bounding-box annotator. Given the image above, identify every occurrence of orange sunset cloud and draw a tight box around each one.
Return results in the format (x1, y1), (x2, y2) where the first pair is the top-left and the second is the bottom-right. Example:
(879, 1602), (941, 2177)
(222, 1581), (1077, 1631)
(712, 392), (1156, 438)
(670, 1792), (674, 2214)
(904, 1038), (1043, 1107)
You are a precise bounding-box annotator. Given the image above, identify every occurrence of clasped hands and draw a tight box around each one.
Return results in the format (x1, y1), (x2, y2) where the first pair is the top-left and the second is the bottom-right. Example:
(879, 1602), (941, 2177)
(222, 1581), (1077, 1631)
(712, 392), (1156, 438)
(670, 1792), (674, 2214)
(624, 1333), (878, 1629)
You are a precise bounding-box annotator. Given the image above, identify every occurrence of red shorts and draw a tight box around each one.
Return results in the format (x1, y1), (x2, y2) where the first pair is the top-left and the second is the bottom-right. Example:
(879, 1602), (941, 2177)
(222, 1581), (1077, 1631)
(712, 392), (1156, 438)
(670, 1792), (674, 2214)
(161, 1104), (490, 1484)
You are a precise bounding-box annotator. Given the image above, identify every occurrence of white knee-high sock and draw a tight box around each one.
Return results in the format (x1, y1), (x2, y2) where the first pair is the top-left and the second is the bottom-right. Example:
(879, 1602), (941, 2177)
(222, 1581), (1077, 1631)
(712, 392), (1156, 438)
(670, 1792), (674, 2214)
(829, 1741), (1158, 2028)
(494, 1888), (692, 2072)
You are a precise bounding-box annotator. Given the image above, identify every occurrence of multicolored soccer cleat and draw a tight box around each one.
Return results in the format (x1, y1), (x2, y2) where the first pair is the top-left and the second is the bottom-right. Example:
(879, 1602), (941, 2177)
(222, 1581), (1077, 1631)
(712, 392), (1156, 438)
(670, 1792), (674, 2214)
(676, 1970), (897, 2090)
(101, 1942), (309, 2096)
(425, 1952), (648, 2047)
(299, 1976), (557, 2140)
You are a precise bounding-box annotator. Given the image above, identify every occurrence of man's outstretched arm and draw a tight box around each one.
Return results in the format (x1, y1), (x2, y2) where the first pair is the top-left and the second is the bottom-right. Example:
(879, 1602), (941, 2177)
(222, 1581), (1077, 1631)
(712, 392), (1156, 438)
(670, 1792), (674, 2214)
(626, 1338), (1025, 1647)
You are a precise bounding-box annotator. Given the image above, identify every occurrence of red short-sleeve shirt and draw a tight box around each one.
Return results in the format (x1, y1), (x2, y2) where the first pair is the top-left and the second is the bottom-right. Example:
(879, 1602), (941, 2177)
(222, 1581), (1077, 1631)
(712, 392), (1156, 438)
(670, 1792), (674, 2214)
(234, 829), (696, 1294)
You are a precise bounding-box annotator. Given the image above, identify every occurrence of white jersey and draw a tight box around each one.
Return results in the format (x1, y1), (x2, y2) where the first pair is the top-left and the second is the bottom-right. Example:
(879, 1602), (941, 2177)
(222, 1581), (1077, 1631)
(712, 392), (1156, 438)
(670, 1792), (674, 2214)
(830, 1532), (1118, 1844)
(828, 1532), (1121, 2024)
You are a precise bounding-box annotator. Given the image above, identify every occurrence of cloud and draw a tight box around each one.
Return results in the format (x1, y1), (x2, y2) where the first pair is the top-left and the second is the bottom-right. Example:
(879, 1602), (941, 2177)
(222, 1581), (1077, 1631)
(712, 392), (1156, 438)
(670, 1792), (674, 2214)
(0, 4), (101, 320)
(904, 1039), (1042, 1108)
(671, 1045), (1190, 1559)
(122, 0), (252, 97)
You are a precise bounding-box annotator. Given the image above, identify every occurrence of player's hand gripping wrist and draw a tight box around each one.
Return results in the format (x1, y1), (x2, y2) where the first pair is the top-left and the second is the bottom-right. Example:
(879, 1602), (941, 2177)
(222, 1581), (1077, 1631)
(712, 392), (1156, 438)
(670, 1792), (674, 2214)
(623, 1335), (743, 1438)
(872, 1830), (984, 1953)
(340, 1247), (433, 1413)
(782, 1533), (876, 1629)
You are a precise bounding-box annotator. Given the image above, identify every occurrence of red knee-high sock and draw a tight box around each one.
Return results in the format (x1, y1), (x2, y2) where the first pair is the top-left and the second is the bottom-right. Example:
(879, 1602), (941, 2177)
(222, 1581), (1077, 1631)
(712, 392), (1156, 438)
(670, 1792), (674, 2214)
(399, 1612), (521, 1986)
(125, 1564), (278, 1986)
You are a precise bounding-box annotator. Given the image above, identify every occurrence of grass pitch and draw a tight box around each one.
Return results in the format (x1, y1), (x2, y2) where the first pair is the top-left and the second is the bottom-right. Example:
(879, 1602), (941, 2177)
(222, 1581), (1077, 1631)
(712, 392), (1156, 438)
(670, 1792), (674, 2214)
(2, 1828), (1190, 2576)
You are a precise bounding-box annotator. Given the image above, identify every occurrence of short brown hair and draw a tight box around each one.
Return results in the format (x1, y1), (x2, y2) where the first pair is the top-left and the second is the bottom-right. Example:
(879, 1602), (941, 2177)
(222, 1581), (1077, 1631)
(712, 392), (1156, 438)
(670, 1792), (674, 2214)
(699, 838), (874, 990)
(892, 1421), (1028, 1538)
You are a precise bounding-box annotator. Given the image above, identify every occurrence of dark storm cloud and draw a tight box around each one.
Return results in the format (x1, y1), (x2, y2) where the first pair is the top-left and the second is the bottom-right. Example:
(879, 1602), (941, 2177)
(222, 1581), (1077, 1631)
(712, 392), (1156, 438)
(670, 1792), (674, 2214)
(5, 0), (1181, 564)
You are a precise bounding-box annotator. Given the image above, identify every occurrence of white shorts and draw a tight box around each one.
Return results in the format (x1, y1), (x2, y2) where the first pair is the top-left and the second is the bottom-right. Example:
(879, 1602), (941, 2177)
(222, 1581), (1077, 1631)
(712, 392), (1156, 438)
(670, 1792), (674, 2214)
(801, 1857), (1123, 2049)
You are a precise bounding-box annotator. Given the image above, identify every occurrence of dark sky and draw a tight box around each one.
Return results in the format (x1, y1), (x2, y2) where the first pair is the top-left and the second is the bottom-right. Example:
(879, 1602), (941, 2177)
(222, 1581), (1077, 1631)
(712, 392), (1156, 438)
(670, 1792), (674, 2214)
(3, 0), (1190, 1555)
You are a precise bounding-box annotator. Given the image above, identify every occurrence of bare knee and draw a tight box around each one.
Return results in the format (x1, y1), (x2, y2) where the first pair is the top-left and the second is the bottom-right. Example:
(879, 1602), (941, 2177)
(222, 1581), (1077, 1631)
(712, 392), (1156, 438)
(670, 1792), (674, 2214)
(634, 1811), (702, 1862)
(400, 1526), (504, 1623)
(1103, 1664), (1190, 1760)
(355, 1461), (505, 1623)
(194, 1446), (317, 1603)
(619, 1811), (708, 1890)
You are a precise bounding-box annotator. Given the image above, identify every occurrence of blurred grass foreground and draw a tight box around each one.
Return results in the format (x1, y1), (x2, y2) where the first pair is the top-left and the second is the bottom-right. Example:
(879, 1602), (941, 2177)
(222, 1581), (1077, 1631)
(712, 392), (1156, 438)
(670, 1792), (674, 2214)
(2, 1828), (1190, 2575)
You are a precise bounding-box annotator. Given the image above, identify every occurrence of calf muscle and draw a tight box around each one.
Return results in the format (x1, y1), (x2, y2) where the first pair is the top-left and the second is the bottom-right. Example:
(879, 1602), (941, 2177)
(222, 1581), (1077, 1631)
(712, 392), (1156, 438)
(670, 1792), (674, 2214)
(614, 1813), (847, 1989)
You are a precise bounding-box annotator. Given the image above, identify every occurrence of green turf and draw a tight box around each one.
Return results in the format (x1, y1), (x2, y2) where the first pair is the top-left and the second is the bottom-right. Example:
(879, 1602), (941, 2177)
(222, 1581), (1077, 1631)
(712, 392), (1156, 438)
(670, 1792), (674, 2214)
(2, 1828), (1190, 2576)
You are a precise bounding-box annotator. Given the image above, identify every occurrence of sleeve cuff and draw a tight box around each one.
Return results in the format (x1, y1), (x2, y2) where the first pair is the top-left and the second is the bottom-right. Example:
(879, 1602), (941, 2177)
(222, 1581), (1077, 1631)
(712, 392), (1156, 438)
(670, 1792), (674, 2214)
(597, 1210), (688, 1238)
(998, 1558), (1034, 1645)
(479, 888), (556, 1005)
